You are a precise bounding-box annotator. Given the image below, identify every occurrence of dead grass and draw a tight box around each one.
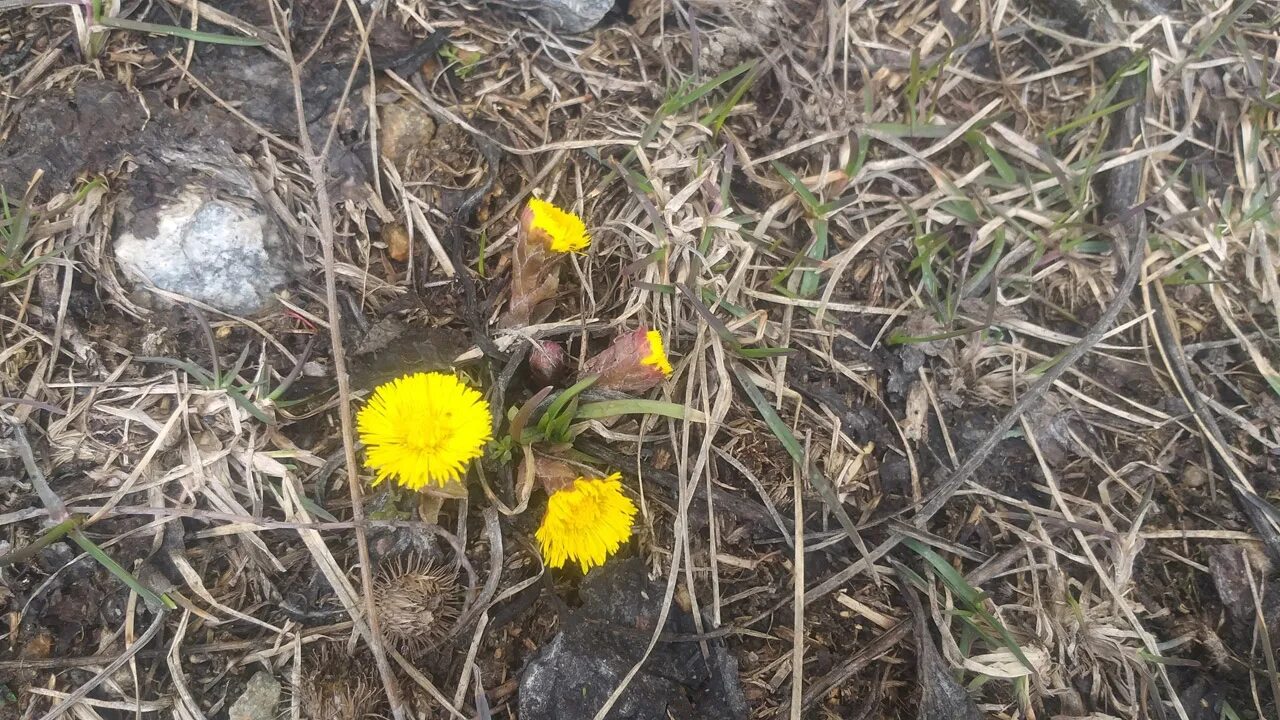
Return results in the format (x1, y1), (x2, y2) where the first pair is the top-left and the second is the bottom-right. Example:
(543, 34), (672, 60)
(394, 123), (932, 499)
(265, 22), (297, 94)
(2, 0), (1280, 718)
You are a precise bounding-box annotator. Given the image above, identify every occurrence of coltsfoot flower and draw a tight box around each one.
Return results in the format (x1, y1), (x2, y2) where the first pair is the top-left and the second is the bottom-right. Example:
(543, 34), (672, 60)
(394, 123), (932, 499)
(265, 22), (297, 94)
(580, 328), (673, 392)
(503, 198), (590, 327)
(536, 472), (637, 573)
(357, 372), (492, 490)
(524, 198), (590, 253)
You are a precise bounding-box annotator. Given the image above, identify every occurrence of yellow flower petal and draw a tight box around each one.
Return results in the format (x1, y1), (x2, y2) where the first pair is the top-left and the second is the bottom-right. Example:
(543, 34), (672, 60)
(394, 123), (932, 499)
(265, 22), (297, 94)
(527, 198), (591, 253)
(357, 372), (492, 490)
(536, 473), (637, 573)
(640, 330), (672, 376)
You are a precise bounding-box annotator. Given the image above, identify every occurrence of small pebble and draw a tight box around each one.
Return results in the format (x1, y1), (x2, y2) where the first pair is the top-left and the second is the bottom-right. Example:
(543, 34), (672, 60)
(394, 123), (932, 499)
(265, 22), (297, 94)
(382, 222), (411, 262)
(228, 671), (281, 720)
(1182, 464), (1207, 488)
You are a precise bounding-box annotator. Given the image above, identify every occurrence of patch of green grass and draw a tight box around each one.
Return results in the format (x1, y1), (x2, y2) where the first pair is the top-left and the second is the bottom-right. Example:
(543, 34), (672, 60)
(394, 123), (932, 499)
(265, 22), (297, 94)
(508, 376), (700, 448)
(904, 47), (953, 126)
(768, 161), (886, 300)
(136, 351), (274, 423)
(0, 186), (39, 281)
(596, 59), (758, 182)
(700, 60), (762, 135)
(901, 537), (1033, 672)
(439, 44), (483, 79)
(1, 178), (102, 281)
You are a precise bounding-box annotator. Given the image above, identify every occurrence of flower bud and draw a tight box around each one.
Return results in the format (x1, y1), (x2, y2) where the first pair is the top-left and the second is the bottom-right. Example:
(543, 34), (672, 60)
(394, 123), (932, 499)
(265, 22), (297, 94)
(502, 198), (590, 327)
(529, 340), (568, 386)
(580, 328), (673, 393)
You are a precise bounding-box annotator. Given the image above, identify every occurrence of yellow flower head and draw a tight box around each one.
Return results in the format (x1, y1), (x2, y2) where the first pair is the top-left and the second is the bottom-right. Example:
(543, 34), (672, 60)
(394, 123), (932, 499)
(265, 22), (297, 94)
(640, 330), (672, 376)
(524, 198), (591, 253)
(357, 372), (492, 490)
(536, 473), (637, 573)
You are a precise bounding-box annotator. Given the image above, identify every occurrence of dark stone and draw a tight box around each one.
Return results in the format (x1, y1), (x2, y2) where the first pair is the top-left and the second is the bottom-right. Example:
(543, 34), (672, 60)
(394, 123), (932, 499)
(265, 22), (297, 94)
(519, 559), (748, 720)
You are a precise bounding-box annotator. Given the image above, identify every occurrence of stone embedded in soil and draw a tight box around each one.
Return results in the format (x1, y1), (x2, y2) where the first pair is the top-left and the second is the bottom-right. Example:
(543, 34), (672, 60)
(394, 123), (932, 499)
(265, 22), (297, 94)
(530, 0), (616, 33)
(113, 148), (287, 315)
(379, 102), (437, 172)
(518, 558), (748, 720)
(1208, 544), (1280, 649)
(381, 222), (412, 262)
(228, 671), (282, 720)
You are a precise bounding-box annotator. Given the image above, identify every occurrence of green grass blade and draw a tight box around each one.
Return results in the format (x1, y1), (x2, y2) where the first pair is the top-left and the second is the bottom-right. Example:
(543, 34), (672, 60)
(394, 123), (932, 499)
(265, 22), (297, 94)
(220, 387), (272, 423)
(134, 356), (215, 385)
(887, 325), (986, 346)
(135, 356), (271, 423)
(546, 396), (579, 442)
(798, 218), (828, 298)
(96, 16), (266, 46)
(737, 346), (793, 359)
(663, 60), (756, 114)
(1046, 97), (1137, 139)
(772, 161), (823, 214)
(729, 361), (872, 561)
(700, 60), (761, 134)
(867, 122), (968, 139)
(0, 515), (83, 566)
(539, 375), (597, 433)
(939, 199), (981, 224)
(510, 386), (554, 443)
(576, 399), (704, 422)
(678, 282), (742, 349)
(69, 529), (175, 610)
(902, 537), (1032, 671)
(844, 133), (871, 177)
(968, 132), (1017, 184)
(961, 229), (1007, 299)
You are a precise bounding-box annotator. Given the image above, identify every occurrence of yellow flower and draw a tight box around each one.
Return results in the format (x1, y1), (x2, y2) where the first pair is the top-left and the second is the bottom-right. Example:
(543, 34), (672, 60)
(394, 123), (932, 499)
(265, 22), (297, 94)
(525, 198), (590, 253)
(357, 372), (492, 490)
(536, 473), (637, 573)
(640, 330), (672, 376)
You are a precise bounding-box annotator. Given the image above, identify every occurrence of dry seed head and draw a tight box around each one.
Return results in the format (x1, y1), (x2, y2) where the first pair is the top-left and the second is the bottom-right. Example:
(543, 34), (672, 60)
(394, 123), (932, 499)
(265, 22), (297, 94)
(372, 556), (462, 654)
(294, 645), (382, 720)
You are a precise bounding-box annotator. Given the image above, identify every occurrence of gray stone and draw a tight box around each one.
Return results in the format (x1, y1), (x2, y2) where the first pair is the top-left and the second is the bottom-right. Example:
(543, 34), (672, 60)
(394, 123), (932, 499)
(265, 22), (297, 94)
(530, 0), (615, 33)
(113, 147), (286, 315)
(228, 671), (281, 720)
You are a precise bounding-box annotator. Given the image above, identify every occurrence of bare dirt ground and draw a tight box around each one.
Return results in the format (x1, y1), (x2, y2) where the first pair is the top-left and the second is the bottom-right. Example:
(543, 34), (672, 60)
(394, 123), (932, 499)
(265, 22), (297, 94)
(2, 0), (1280, 719)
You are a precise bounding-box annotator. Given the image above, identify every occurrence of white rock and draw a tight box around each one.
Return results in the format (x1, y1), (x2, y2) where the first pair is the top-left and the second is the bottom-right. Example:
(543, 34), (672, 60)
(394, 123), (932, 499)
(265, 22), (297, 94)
(114, 149), (286, 315)
(532, 0), (615, 33)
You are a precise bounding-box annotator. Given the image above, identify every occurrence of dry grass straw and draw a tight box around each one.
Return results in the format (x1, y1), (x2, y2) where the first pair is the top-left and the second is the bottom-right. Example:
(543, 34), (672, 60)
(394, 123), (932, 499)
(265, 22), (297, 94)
(2, 0), (1280, 718)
